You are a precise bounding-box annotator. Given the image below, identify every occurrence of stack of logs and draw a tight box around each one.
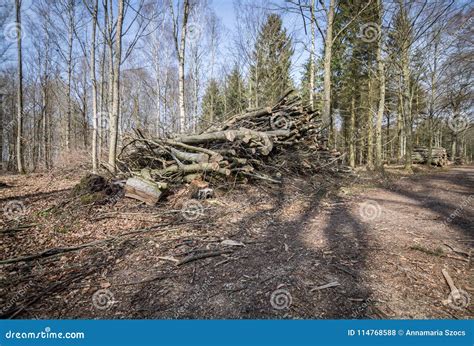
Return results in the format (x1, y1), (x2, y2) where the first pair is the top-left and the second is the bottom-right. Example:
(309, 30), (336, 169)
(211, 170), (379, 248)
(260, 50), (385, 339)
(119, 90), (342, 205)
(412, 147), (448, 167)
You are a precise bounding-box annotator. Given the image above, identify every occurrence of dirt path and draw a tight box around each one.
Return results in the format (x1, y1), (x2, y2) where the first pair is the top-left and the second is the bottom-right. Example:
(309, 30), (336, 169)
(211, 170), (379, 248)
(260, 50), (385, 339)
(0, 167), (472, 319)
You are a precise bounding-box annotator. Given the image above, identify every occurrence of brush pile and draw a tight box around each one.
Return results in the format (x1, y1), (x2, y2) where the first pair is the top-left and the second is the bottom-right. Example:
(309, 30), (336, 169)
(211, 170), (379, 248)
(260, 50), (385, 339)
(118, 90), (342, 204)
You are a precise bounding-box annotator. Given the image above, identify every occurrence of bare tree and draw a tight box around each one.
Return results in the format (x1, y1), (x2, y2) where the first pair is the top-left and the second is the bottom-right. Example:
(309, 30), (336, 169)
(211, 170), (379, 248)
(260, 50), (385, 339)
(15, 0), (25, 173)
(107, 0), (124, 172)
(87, 0), (99, 172)
(170, 0), (190, 133)
(321, 0), (335, 134)
(309, 0), (316, 110)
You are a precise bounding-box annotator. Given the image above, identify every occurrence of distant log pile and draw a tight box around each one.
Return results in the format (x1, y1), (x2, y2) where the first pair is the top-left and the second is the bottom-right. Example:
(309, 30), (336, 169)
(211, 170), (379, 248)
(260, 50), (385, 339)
(412, 147), (448, 167)
(118, 90), (342, 204)
(454, 157), (465, 165)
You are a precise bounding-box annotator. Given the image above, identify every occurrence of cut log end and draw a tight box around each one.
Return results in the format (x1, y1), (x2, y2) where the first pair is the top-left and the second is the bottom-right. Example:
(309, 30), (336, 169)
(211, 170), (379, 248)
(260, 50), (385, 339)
(124, 177), (166, 205)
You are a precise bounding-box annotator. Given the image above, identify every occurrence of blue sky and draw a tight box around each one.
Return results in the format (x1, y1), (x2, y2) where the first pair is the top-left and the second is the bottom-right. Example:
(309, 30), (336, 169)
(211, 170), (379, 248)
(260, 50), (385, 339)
(210, 0), (311, 83)
(1, 0), (312, 85)
(213, 0), (236, 28)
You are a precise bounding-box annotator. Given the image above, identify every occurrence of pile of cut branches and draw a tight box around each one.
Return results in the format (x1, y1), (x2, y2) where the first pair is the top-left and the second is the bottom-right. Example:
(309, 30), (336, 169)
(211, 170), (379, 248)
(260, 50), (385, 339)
(118, 90), (342, 203)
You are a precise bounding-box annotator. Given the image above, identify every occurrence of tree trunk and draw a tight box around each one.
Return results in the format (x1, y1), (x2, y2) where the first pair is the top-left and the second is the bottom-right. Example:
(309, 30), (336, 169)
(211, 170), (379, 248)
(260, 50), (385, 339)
(397, 87), (405, 161)
(15, 0), (25, 174)
(193, 48), (199, 132)
(90, 0), (99, 173)
(176, 0), (190, 133)
(0, 94), (3, 170)
(98, 23), (106, 160)
(108, 0), (124, 173)
(366, 78), (374, 170)
(309, 0), (316, 110)
(65, 0), (75, 151)
(374, 0), (385, 170)
(322, 0), (335, 135)
(82, 62), (88, 149)
(349, 94), (356, 168)
(427, 35), (439, 167)
(105, 0), (114, 153)
(402, 49), (412, 171)
(41, 85), (50, 170)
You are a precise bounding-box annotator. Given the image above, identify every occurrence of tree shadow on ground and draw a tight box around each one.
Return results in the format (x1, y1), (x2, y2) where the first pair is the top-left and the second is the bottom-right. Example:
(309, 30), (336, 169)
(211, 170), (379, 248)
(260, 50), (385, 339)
(137, 174), (377, 319)
(388, 168), (473, 237)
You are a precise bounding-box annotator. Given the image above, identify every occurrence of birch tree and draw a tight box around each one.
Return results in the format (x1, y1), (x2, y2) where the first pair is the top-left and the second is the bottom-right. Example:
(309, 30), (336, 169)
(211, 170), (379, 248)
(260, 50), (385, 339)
(170, 0), (190, 133)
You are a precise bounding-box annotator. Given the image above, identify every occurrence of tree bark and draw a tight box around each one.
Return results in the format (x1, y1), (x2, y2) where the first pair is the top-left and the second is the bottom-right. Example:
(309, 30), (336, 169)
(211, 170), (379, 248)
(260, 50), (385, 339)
(108, 0), (124, 173)
(90, 0), (99, 173)
(0, 94), (3, 170)
(98, 10), (107, 160)
(15, 0), (25, 174)
(427, 34), (439, 167)
(397, 85), (405, 161)
(174, 128), (288, 156)
(65, 0), (75, 151)
(374, 0), (385, 170)
(402, 46), (412, 171)
(396, 3), (413, 171)
(322, 0), (335, 139)
(309, 0), (316, 110)
(366, 77), (374, 169)
(349, 94), (356, 168)
(174, 0), (190, 133)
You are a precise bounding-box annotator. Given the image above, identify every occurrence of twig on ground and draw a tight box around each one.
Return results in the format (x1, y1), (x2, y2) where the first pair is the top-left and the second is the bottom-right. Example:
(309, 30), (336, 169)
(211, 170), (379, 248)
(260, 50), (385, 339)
(310, 281), (340, 292)
(177, 250), (233, 266)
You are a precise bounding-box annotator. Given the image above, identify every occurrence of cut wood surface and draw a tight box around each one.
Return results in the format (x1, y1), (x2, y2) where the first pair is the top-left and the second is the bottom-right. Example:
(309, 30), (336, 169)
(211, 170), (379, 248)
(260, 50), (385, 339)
(124, 177), (166, 205)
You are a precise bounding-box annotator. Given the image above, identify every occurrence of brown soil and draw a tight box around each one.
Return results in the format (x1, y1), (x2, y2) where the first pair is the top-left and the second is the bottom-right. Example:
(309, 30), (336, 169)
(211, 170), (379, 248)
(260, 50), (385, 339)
(0, 166), (472, 319)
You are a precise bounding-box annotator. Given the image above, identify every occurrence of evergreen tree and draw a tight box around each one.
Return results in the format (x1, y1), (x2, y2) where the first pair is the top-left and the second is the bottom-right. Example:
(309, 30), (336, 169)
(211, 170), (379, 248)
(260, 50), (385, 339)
(331, 0), (379, 164)
(225, 65), (246, 115)
(249, 14), (293, 107)
(201, 79), (225, 127)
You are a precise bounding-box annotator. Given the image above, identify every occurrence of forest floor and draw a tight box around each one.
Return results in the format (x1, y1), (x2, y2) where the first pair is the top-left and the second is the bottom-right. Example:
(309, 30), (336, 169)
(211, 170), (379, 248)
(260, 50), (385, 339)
(0, 164), (472, 319)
